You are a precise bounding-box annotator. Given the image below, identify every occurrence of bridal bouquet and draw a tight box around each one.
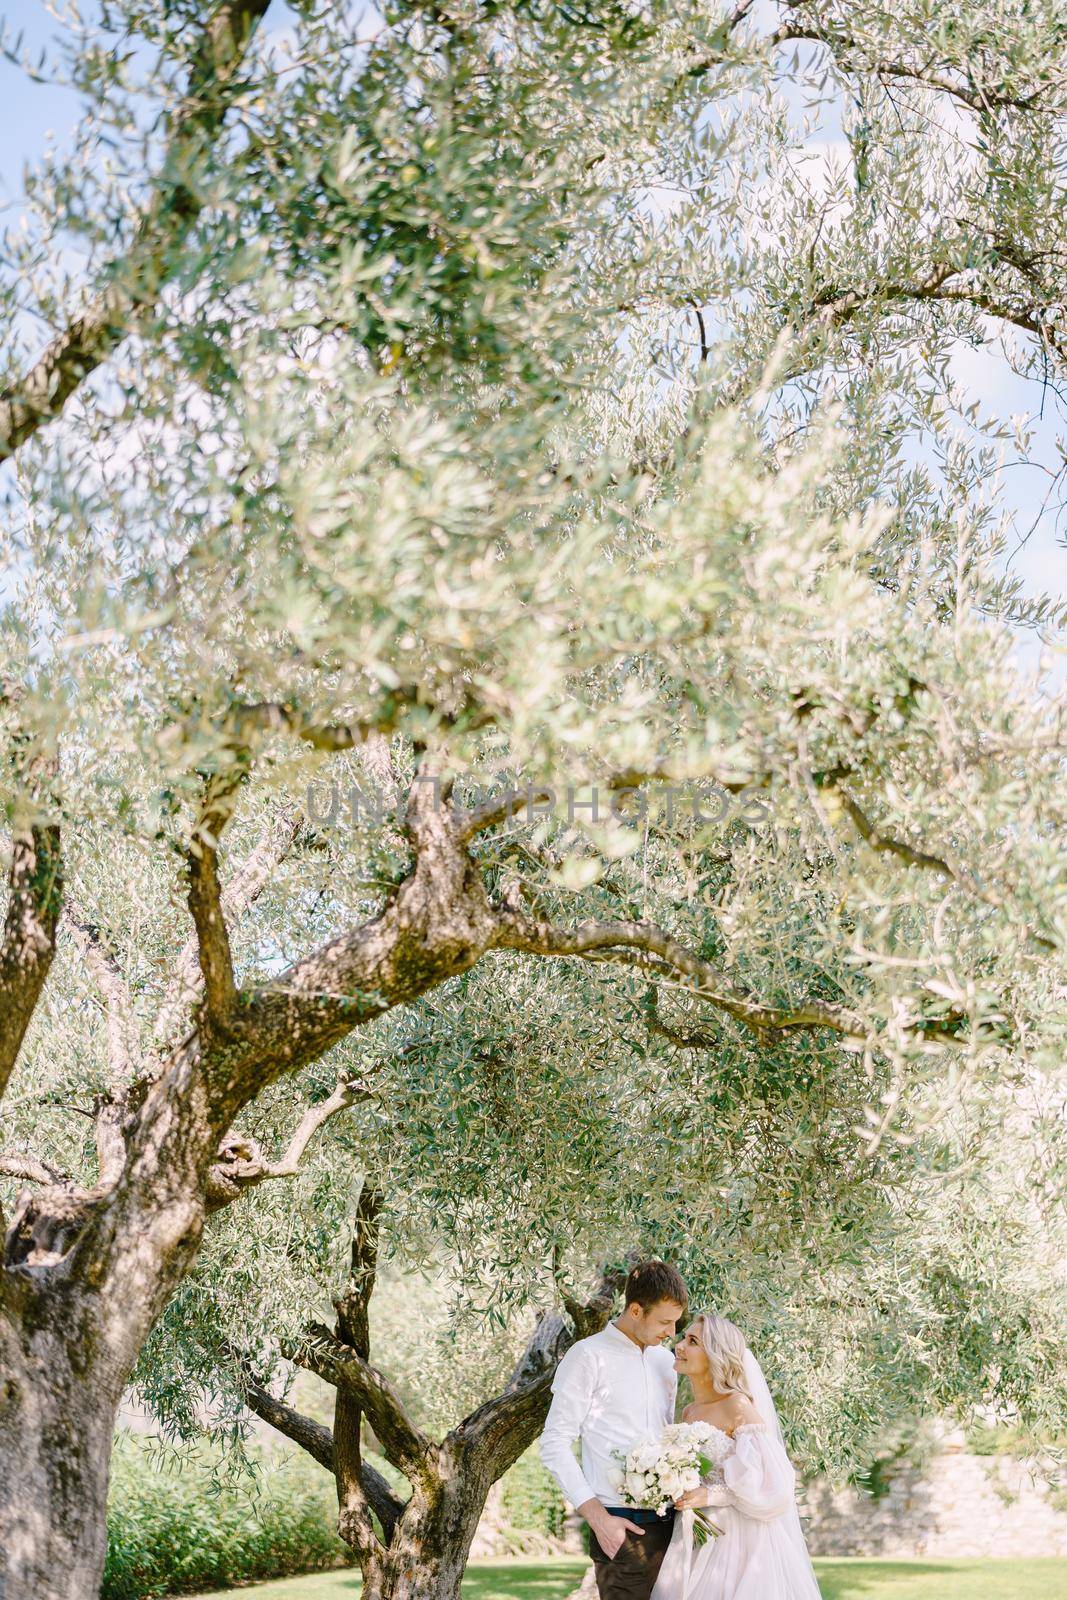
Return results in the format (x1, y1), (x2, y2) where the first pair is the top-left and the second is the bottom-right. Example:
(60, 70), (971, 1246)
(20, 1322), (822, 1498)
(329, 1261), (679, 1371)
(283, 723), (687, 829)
(609, 1421), (731, 1544)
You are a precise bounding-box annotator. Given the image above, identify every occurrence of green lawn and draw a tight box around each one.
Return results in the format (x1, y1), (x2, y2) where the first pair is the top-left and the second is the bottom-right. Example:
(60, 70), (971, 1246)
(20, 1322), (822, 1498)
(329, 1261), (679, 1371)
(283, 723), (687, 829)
(815, 1558), (1067, 1599)
(183, 1554), (1067, 1600)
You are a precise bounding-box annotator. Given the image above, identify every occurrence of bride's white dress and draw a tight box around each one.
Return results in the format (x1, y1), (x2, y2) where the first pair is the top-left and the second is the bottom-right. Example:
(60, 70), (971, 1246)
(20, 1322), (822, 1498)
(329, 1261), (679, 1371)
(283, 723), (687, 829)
(650, 1422), (822, 1600)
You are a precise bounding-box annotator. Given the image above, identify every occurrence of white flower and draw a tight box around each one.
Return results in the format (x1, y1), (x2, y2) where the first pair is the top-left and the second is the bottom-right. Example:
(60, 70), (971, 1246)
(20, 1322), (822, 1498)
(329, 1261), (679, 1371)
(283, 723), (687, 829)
(617, 1424), (736, 1512)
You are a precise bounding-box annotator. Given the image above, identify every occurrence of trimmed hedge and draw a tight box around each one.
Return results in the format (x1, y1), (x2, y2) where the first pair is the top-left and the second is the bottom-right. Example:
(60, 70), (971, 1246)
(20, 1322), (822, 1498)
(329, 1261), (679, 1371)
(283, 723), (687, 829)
(103, 1432), (353, 1600)
(103, 1433), (569, 1598)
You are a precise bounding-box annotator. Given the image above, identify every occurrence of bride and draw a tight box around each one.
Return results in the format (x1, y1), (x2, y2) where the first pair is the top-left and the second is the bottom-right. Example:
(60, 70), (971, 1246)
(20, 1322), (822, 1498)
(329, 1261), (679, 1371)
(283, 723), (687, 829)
(651, 1312), (822, 1600)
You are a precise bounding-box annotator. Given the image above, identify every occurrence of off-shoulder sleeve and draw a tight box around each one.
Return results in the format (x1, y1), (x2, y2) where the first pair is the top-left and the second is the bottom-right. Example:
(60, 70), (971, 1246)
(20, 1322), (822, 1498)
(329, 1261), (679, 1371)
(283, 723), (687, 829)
(712, 1425), (797, 1523)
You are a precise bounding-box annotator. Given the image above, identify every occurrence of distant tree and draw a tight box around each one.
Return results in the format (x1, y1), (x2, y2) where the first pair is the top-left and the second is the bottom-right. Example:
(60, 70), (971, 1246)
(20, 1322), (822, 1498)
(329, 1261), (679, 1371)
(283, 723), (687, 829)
(0, 2), (1065, 1598)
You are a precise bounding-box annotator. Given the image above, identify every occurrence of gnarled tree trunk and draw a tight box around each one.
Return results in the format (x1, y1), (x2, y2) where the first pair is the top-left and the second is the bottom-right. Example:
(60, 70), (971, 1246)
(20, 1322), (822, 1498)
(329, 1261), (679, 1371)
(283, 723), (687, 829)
(243, 1189), (619, 1600)
(0, 1294), (120, 1599)
(367, 1462), (492, 1600)
(0, 1176), (205, 1600)
(0, 768), (501, 1597)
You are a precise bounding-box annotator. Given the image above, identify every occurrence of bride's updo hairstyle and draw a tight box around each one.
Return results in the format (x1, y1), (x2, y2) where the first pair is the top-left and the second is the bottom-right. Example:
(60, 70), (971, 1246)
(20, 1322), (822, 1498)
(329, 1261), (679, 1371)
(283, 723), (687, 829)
(695, 1312), (754, 1400)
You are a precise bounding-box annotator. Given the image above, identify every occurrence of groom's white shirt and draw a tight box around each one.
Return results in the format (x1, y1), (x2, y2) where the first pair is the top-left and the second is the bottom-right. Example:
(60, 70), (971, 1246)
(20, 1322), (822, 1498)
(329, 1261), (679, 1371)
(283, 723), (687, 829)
(539, 1321), (677, 1510)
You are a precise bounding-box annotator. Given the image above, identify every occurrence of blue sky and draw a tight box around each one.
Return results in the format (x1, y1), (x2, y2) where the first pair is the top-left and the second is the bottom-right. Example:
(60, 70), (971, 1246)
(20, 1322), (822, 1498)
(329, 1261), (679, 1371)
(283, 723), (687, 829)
(2, 0), (1064, 689)
(0, 3), (82, 172)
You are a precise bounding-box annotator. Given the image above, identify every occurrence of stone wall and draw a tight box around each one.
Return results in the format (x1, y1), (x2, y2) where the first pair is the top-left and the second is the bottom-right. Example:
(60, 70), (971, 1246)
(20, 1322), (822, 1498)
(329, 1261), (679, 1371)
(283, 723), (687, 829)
(801, 1441), (1067, 1559)
(537, 1439), (1067, 1571)
(558, 1445), (1067, 1600)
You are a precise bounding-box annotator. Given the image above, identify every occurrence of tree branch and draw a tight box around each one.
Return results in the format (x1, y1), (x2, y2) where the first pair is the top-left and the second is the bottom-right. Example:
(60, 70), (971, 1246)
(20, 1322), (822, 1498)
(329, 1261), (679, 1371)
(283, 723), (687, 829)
(710, 258), (1064, 412)
(239, 1374), (404, 1538)
(457, 788), (555, 843)
(333, 1180), (381, 1361)
(185, 770), (243, 1029)
(91, 1092), (129, 1188)
(89, 773), (494, 1274)
(0, 1154), (69, 1186)
(154, 801), (300, 1052)
(0, 746), (62, 1102)
(204, 1075), (369, 1212)
(0, 0), (272, 463)
(215, 1331), (406, 1541)
(329, 1181), (391, 1553)
(221, 694), (421, 755)
(490, 895), (867, 1042)
(244, 1375), (337, 1472)
(175, 734), (1004, 1163)
(804, 270), (1066, 366)
(560, 1267), (626, 1342)
(490, 891), (1000, 1048)
(837, 789), (1059, 953)
(62, 909), (139, 1080)
(210, 769), (498, 1113)
(768, 20), (1062, 114)
(288, 1322), (435, 1486)
(457, 764), (756, 844)
(643, 986), (722, 1052)
(917, 284), (1065, 365)
(724, 0), (760, 32)
(451, 1268), (623, 1481)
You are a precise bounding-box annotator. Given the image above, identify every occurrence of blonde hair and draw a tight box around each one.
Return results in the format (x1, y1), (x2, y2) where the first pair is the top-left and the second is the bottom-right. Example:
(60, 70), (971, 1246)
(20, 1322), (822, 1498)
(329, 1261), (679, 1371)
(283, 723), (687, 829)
(694, 1312), (753, 1400)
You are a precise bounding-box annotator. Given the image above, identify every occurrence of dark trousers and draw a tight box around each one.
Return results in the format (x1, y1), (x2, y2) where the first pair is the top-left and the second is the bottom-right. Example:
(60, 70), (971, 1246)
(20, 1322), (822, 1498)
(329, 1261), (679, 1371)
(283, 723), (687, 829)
(589, 1509), (676, 1600)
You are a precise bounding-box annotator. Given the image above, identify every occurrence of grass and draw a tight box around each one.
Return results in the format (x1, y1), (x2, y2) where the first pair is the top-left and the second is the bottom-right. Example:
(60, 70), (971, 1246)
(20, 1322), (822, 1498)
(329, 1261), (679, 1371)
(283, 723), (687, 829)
(814, 1558), (1067, 1599)
(181, 1562), (586, 1600)
(181, 1554), (1067, 1600)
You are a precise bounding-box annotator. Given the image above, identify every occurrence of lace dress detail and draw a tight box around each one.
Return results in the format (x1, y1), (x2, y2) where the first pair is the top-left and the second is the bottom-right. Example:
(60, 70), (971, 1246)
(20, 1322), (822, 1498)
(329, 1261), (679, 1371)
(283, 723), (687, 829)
(700, 1424), (765, 1497)
(715, 1422), (769, 1492)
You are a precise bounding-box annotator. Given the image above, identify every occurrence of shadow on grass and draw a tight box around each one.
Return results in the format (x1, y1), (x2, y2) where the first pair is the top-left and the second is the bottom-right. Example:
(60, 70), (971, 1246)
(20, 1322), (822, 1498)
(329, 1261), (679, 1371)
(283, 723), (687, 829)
(461, 1561), (587, 1600)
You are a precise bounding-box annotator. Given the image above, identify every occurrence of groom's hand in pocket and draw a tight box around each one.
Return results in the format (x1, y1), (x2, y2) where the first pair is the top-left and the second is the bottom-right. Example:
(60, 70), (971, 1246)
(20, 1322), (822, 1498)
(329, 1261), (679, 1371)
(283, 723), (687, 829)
(582, 1501), (644, 1559)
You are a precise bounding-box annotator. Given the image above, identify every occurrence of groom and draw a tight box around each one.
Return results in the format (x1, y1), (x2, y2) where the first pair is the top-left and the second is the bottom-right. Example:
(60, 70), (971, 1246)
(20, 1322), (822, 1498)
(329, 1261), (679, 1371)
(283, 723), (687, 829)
(540, 1260), (688, 1600)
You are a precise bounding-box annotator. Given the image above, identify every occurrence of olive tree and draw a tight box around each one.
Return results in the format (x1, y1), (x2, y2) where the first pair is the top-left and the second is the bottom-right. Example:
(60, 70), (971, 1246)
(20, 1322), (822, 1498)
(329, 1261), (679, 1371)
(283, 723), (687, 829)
(0, 1), (1065, 1596)
(132, 948), (1065, 1600)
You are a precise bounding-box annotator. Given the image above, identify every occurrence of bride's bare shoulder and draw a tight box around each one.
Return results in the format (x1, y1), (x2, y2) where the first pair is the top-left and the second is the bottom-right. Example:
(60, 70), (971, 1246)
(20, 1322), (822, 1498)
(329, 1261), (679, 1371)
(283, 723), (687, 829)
(723, 1396), (763, 1434)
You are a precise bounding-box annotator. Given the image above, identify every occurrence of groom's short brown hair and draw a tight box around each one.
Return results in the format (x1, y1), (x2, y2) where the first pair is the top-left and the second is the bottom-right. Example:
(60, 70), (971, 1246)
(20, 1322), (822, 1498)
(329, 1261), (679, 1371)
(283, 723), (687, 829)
(625, 1258), (688, 1311)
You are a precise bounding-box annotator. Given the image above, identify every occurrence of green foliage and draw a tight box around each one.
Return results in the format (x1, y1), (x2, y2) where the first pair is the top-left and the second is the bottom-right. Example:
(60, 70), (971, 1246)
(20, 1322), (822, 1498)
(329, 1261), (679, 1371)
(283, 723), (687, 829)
(102, 1432), (352, 1600)
(0, 0), (1065, 1500)
(966, 1421), (1067, 1459)
(498, 1450), (568, 1541)
(851, 1443), (911, 1503)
